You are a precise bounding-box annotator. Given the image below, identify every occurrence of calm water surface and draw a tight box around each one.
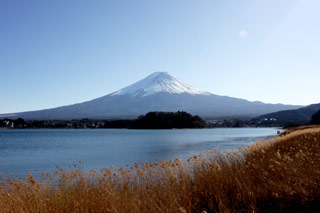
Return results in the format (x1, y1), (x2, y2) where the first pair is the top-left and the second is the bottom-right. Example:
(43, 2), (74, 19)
(0, 128), (279, 178)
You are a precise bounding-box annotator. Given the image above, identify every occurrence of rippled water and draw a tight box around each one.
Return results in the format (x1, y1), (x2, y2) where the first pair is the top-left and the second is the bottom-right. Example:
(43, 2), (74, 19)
(0, 128), (279, 178)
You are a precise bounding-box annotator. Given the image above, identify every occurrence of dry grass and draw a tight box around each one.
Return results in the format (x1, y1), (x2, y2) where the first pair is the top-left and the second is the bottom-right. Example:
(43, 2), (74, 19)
(1, 127), (320, 212)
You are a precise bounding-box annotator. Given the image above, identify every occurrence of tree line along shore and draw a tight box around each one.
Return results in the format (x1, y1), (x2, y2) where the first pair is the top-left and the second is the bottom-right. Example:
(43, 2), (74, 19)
(0, 111), (206, 129)
(1, 109), (320, 129)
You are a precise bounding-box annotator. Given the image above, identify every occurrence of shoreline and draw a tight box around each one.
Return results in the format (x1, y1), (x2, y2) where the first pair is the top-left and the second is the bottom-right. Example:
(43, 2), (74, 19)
(1, 126), (319, 212)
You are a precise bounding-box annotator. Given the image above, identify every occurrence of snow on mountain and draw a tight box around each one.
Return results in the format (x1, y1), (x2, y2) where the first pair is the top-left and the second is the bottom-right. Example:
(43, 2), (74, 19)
(0, 72), (303, 120)
(111, 72), (209, 97)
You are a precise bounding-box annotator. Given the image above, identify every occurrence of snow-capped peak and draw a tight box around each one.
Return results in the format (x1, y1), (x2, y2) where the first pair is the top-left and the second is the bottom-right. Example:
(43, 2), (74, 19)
(111, 72), (210, 97)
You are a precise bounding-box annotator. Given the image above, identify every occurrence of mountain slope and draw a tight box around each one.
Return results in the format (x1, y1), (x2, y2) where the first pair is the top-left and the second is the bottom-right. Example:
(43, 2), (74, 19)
(257, 103), (320, 122)
(0, 72), (302, 120)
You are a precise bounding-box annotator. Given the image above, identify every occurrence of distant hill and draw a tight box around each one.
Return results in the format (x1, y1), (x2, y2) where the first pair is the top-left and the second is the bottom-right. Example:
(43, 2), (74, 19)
(0, 72), (302, 120)
(257, 103), (320, 122)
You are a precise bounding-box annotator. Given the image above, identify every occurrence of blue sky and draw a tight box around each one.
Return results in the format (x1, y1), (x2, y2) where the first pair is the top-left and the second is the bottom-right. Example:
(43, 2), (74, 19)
(1, 0), (319, 113)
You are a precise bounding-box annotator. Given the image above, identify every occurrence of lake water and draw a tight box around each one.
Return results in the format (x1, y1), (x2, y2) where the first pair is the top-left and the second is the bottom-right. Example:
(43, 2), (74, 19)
(0, 128), (279, 178)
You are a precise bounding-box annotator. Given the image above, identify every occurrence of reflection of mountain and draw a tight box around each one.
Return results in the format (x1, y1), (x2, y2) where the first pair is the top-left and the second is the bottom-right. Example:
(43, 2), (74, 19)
(0, 72), (301, 120)
(257, 103), (320, 122)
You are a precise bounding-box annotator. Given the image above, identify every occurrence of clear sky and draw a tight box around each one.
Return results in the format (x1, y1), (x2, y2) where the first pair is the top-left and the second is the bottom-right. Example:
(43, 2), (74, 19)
(1, 0), (319, 113)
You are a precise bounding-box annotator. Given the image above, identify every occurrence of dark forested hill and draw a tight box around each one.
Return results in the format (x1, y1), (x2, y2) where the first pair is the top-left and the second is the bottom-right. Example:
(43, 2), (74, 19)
(130, 111), (207, 129)
(257, 103), (320, 122)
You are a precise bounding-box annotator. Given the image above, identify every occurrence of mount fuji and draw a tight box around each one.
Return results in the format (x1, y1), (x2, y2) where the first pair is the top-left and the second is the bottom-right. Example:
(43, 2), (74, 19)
(0, 72), (302, 120)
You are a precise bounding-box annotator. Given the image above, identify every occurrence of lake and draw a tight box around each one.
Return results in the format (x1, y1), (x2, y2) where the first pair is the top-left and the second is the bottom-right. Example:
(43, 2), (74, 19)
(0, 128), (279, 178)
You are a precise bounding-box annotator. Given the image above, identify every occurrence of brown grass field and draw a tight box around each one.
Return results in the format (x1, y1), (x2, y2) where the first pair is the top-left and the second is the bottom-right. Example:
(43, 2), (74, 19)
(0, 126), (320, 212)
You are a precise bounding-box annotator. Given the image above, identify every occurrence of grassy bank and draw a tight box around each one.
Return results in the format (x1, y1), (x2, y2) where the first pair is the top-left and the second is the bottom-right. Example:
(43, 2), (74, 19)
(1, 127), (320, 212)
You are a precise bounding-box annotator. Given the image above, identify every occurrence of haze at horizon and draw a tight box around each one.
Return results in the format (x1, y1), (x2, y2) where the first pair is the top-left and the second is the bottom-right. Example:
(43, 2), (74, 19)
(1, 0), (320, 113)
